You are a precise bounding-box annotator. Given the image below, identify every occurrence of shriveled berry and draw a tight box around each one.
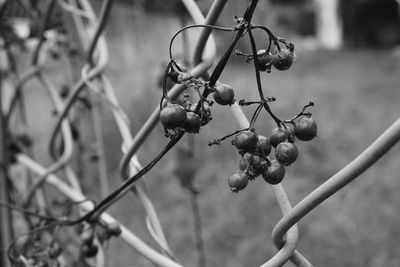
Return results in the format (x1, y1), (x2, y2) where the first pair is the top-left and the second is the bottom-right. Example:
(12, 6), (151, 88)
(269, 127), (288, 147)
(160, 104), (187, 129)
(294, 117), (317, 141)
(169, 63), (187, 83)
(239, 153), (251, 171)
(249, 154), (262, 171)
(48, 243), (62, 259)
(256, 135), (272, 156)
(82, 244), (98, 258)
(232, 130), (258, 154)
(183, 111), (201, 133)
(272, 48), (295, 71)
(213, 83), (235, 105)
(255, 49), (273, 72)
(105, 222), (122, 237)
(275, 142), (298, 165)
(286, 127), (296, 143)
(189, 102), (212, 126)
(80, 228), (94, 245)
(239, 153), (262, 179)
(262, 160), (285, 185)
(228, 170), (249, 192)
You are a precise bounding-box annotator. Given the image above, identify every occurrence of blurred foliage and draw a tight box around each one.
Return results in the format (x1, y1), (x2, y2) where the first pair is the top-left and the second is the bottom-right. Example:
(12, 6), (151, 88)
(341, 0), (400, 48)
(121, 0), (400, 48)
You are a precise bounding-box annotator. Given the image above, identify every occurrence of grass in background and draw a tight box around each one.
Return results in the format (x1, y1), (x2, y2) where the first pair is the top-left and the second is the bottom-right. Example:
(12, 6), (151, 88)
(96, 7), (400, 266)
(103, 19), (400, 265)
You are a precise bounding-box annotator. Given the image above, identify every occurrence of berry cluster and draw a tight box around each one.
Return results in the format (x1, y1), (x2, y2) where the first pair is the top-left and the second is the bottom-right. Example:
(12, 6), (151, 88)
(159, 61), (237, 137)
(237, 42), (296, 73)
(227, 116), (317, 192)
(157, 15), (318, 195)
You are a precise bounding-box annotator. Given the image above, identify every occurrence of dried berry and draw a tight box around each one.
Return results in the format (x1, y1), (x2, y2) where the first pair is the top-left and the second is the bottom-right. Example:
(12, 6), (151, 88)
(82, 244), (98, 258)
(286, 126), (296, 143)
(189, 101), (212, 126)
(80, 228), (94, 245)
(105, 222), (122, 237)
(169, 63), (187, 83)
(48, 243), (62, 259)
(239, 153), (262, 179)
(183, 111), (201, 133)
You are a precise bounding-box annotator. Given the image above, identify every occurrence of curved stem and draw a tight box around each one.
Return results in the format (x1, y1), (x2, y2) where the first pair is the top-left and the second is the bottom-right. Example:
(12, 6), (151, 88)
(68, 132), (185, 225)
(247, 25), (265, 100)
(169, 24), (235, 60)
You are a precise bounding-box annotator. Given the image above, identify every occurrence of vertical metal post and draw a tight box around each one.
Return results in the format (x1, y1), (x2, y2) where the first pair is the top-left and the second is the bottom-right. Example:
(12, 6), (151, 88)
(0, 73), (13, 267)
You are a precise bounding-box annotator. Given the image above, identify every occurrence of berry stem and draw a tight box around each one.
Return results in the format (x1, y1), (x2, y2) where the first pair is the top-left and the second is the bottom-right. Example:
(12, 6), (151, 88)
(247, 24), (283, 127)
(193, 0), (259, 114)
(247, 25), (265, 100)
(63, 131), (186, 225)
(283, 101), (315, 124)
(249, 103), (264, 128)
(208, 128), (250, 146)
(207, 0), (259, 87)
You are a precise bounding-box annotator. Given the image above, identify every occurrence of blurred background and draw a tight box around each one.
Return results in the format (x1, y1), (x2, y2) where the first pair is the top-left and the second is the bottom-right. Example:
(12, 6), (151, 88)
(2, 0), (400, 266)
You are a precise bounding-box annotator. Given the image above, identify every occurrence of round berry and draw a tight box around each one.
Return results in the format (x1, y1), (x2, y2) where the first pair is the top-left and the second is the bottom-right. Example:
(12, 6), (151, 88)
(269, 127), (288, 147)
(275, 142), (298, 165)
(213, 83), (235, 105)
(294, 117), (317, 141)
(272, 48), (295, 71)
(262, 160), (285, 185)
(256, 135), (272, 156)
(160, 104), (187, 129)
(232, 130), (258, 154)
(228, 170), (249, 192)
(183, 111), (201, 133)
(255, 49), (273, 71)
